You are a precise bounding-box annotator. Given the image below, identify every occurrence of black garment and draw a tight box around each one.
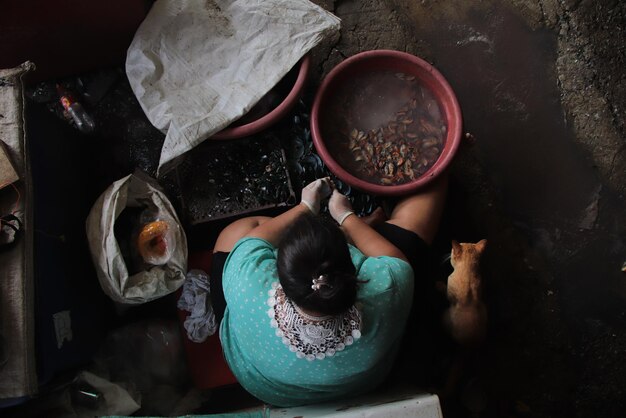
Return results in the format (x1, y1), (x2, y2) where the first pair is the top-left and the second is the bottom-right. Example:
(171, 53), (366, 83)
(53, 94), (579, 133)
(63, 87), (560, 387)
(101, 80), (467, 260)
(372, 222), (430, 274)
(209, 251), (229, 323)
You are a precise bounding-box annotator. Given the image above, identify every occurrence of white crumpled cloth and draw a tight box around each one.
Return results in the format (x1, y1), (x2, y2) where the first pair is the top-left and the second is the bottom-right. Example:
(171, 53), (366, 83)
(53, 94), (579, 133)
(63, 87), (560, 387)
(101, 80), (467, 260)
(177, 269), (217, 343)
(126, 0), (341, 175)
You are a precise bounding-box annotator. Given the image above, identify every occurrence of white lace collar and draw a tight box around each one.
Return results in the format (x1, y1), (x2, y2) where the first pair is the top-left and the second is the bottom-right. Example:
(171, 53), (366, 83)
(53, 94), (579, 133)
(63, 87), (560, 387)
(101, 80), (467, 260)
(267, 282), (362, 361)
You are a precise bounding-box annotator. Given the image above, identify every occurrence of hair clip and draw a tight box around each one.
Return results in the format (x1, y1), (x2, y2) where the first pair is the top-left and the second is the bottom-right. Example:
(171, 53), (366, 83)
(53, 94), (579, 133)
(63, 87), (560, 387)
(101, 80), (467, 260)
(311, 274), (329, 291)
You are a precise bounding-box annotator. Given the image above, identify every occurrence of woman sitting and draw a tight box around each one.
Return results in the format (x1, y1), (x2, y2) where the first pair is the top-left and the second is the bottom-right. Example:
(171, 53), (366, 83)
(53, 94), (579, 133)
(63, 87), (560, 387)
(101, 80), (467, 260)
(209, 176), (446, 407)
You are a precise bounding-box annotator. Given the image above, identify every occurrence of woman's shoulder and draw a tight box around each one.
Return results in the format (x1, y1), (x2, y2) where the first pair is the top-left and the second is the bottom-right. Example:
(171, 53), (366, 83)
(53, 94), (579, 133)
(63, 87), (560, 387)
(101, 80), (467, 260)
(231, 236), (276, 253)
(225, 237), (277, 267)
(222, 237), (278, 297)
(354, 252), (414, 297)
(348, 243), (412, 275)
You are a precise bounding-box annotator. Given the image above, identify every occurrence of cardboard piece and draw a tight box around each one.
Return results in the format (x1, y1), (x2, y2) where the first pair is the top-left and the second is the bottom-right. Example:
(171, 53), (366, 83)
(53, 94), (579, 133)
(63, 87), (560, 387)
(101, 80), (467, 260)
(0, 140), (19, 189)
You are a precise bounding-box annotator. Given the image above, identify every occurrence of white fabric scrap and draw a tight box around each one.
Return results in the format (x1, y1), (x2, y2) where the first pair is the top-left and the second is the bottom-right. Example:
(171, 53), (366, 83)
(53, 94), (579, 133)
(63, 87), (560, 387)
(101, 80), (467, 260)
(126, 0), (341, 175)
(177, 269), (218, 342)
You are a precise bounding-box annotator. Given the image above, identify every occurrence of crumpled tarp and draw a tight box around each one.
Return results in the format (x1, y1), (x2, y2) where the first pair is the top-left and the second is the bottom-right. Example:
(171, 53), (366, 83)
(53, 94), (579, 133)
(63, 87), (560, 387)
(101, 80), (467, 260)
(125, 0), (340, 175)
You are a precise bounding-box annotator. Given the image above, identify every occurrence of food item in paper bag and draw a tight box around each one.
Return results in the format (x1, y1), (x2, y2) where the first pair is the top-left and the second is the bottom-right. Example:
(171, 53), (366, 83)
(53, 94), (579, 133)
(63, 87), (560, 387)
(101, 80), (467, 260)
(137, 220), (174, 265)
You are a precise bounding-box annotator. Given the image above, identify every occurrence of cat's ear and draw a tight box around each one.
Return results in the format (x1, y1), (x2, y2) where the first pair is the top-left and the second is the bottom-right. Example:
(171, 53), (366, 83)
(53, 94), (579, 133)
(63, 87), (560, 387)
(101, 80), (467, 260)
(475, 239), (487, 253)
(451, 240), (461, 255)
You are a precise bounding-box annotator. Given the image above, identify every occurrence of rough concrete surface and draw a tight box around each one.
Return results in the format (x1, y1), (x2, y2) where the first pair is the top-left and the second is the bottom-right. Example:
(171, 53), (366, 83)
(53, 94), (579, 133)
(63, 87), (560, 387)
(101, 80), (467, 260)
(309, 0), (625, 417)
(5, 1), (623, 416)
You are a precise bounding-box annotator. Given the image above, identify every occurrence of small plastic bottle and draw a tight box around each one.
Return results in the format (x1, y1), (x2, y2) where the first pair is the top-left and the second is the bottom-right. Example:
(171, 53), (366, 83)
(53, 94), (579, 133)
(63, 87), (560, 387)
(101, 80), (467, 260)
(56, 84), (96, 133)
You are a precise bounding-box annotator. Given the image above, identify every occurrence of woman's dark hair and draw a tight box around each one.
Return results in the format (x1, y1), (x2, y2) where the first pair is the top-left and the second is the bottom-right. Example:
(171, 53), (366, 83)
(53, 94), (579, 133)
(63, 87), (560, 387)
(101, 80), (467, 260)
(277, 213), (358, 316)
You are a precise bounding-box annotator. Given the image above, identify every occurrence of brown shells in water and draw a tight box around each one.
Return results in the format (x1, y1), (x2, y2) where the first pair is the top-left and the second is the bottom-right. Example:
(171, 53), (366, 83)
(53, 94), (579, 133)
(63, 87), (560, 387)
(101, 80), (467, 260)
(345, 76), (446, 185)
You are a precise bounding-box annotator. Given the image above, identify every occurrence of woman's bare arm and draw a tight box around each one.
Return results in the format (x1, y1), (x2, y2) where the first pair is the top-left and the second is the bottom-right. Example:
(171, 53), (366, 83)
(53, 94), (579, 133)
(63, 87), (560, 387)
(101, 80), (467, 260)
(244, 203), (309, 246)
(341, 215), (408, 262)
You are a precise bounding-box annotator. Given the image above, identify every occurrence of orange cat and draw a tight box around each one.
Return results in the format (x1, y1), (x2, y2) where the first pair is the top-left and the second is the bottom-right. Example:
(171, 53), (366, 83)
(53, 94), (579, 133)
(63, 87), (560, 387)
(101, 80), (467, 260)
(443, 239), (488, 346)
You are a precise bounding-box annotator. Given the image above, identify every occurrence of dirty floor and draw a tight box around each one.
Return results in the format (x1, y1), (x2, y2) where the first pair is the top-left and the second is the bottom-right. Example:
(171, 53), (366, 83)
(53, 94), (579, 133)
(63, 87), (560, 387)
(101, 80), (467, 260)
(4, 0), (626, 417)
(307, 0), (626, 417)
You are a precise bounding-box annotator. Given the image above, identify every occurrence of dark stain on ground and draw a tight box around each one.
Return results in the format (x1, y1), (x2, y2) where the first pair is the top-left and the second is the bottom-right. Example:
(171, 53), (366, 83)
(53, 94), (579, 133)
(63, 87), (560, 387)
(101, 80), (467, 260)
(382, 2), (626, 417)
(427, 5), (599, 223)
(9, 1), (626, 417)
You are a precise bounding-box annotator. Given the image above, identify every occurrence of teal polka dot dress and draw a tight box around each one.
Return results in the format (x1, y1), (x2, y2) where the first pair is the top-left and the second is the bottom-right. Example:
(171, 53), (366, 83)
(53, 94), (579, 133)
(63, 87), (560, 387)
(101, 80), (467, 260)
(219, 238), (414, 407)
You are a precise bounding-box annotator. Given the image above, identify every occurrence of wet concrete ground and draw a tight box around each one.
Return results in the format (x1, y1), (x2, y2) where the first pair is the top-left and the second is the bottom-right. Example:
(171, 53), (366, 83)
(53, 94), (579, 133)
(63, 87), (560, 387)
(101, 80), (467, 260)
(6, 1), (624, 416)
(306, 0), (625, 416)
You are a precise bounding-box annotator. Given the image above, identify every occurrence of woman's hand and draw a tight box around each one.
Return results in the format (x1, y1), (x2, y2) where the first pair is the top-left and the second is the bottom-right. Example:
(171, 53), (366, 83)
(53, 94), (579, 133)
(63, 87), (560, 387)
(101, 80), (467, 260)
(331, 190), (407, 261)
(329, 190), (355, 225)
(244, 177), (332, 246)
(301, 177), (333, 215)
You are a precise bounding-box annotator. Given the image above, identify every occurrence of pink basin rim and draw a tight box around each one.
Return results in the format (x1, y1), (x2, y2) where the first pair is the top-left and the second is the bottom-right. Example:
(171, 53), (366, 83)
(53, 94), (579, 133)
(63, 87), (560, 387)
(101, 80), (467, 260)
(212, 54), (311, 140)
(311, 50), (462, 196)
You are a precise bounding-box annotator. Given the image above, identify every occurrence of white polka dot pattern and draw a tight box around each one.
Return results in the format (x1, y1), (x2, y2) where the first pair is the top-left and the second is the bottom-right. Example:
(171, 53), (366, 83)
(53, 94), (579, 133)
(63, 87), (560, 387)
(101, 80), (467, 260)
(218, 237), (415, 407)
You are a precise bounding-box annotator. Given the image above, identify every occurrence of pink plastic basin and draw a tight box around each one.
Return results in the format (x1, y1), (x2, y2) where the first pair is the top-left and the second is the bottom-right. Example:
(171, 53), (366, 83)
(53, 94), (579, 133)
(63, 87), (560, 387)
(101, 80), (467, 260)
(311, 50), (462, 196)
(211, 55), (311, 140)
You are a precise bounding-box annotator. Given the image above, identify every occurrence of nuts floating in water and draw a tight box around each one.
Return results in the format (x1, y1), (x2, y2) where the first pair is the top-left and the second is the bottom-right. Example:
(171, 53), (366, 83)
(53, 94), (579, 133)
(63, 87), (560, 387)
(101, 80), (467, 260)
(343, 71), (447, 185)
(384, 162), (395, 176)
(422, 137), (440, 147)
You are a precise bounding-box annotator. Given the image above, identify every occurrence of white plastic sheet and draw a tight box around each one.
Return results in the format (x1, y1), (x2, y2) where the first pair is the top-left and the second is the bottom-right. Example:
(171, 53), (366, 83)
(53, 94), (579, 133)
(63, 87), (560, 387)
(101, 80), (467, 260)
(126, 0), (340, 174)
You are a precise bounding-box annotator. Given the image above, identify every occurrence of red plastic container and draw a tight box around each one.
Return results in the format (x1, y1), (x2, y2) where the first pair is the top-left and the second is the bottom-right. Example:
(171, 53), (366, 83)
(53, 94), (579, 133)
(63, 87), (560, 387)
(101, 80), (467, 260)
(311, 50), (462, 196)
(177, 250), (237, 390)
(211, 55), (311, 140)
